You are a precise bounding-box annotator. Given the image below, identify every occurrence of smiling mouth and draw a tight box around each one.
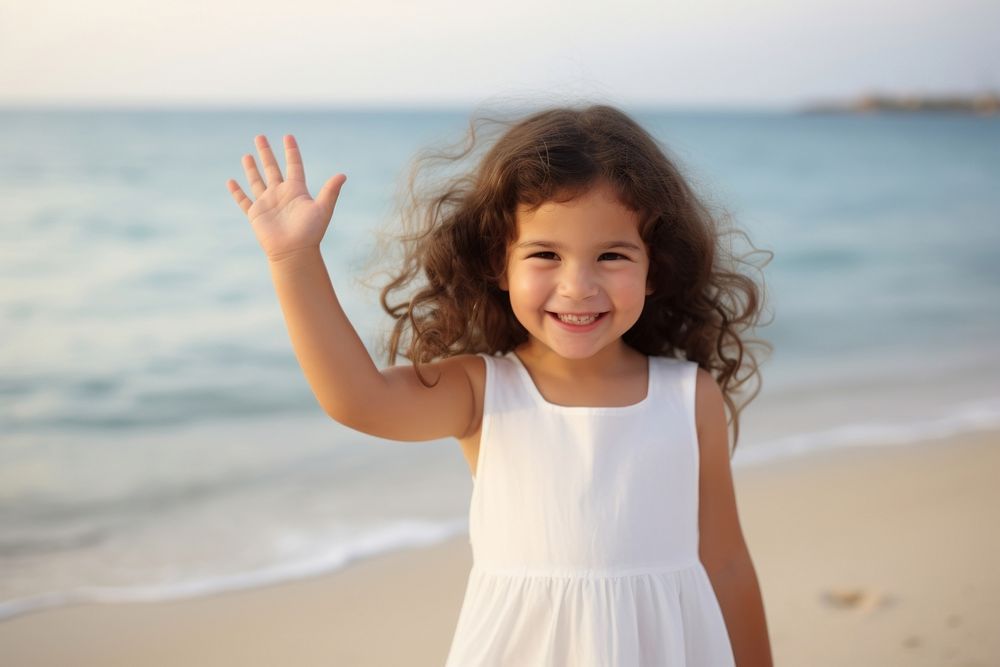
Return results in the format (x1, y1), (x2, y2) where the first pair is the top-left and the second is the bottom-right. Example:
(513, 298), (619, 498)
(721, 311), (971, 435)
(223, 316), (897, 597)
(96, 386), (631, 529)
(548, 312), (607, 325)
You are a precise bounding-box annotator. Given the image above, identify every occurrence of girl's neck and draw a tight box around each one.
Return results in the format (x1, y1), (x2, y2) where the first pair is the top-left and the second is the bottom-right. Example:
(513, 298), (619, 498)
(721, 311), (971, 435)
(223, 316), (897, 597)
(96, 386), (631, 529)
(513, 339), (644, 381)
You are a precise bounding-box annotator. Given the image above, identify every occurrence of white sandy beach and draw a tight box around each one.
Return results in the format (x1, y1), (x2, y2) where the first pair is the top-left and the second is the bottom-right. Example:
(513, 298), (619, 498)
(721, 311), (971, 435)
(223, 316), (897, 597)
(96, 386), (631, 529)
(0, 428), (997, 666)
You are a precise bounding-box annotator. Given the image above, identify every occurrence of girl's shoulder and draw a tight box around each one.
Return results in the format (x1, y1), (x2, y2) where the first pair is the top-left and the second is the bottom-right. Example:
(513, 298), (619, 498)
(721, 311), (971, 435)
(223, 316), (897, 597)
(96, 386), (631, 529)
(444, 352), (488, 408)
(452, 352), (487, 386)
(446, 353), (487, 443)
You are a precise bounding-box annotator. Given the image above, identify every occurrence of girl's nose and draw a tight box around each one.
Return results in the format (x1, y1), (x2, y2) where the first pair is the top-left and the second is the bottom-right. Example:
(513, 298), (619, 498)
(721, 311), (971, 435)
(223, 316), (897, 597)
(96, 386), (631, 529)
(558, 263), (599, 300)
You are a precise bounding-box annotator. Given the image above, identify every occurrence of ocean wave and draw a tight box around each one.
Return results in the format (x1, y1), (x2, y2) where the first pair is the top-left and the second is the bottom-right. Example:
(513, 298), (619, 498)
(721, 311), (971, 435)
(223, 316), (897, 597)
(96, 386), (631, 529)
(0, 517), (468, 622)
(735, 395), (1000, 466)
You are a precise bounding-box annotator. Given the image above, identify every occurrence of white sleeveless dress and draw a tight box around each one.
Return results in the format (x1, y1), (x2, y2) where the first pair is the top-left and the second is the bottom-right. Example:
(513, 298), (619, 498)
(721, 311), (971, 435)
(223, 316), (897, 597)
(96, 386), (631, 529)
(443, 351), (736, 666)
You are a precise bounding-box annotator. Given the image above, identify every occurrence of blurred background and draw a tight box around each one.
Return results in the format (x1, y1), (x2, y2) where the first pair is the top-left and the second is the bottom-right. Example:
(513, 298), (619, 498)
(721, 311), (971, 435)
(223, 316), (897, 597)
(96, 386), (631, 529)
(1, 0), (998, 635)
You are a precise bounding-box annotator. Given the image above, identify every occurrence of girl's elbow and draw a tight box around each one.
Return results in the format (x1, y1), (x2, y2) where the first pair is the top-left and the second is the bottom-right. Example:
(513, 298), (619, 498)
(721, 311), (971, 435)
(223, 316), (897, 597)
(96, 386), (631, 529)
(324, 400), (377, 433)
(703, 548), (755, 579)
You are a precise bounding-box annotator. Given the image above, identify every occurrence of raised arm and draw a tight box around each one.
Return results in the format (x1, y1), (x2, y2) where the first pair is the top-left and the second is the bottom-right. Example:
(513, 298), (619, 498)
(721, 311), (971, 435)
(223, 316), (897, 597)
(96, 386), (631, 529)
(226, 135), (478, 442)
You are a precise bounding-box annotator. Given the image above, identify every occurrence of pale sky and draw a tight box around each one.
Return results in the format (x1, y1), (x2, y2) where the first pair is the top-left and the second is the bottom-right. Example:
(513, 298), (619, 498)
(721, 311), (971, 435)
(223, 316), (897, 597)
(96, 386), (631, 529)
(1, 0), (997, 109)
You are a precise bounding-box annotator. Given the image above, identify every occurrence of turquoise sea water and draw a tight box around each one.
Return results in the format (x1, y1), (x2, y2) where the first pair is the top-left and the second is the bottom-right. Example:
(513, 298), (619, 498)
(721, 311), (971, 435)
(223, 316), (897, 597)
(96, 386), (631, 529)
(1, 108), (998, 619)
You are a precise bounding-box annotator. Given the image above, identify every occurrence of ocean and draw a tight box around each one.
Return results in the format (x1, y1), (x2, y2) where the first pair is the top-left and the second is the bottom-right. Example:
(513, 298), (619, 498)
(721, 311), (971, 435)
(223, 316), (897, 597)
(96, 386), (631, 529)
(1, 107), (998, 620)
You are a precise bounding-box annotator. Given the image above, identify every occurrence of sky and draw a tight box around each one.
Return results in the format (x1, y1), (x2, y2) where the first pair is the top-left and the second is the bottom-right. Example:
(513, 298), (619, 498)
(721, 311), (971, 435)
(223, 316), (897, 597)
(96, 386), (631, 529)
(1, 0), (998, 109)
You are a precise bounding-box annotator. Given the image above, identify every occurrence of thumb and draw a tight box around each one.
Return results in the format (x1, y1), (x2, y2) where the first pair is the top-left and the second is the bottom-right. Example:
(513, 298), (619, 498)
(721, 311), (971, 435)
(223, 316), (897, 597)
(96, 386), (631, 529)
(316, 173), (347, 216)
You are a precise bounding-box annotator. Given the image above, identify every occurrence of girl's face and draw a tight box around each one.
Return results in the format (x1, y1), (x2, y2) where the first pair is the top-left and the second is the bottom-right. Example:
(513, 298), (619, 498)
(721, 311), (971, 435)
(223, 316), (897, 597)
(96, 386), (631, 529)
(500, 180), (652, 361)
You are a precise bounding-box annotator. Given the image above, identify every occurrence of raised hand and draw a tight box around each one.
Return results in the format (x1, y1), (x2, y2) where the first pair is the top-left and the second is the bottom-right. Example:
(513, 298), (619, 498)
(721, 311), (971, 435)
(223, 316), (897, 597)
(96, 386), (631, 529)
(227, 134), (347, 262)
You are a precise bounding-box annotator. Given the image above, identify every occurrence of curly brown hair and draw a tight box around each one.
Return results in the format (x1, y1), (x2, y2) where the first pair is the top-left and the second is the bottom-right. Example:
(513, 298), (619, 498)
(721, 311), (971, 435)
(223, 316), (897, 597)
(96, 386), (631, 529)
(376, 104), (773, 454)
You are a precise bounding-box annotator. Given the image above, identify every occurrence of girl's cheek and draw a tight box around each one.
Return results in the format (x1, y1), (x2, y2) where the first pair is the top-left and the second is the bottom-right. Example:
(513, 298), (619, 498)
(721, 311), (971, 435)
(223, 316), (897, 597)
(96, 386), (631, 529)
(513, 268), (550, 292)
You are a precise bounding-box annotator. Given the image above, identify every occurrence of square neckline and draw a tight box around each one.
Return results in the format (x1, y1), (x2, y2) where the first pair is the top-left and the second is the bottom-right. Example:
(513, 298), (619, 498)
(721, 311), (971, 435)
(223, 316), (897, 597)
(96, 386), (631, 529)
(506, 350), (655, 413)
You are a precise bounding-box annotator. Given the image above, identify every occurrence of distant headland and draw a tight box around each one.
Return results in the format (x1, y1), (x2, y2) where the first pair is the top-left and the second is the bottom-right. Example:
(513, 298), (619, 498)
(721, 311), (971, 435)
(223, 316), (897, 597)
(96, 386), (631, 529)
(801, 92), (999, 115)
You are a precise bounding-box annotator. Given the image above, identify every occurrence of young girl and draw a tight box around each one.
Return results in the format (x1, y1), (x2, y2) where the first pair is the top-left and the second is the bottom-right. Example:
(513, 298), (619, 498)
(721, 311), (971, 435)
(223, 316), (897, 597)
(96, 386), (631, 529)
(227, 104), (773, 666)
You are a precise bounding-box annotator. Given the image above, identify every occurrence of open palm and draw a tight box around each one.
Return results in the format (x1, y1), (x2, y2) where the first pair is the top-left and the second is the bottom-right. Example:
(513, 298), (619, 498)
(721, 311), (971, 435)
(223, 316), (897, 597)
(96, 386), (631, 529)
(226, 134), (347, 262)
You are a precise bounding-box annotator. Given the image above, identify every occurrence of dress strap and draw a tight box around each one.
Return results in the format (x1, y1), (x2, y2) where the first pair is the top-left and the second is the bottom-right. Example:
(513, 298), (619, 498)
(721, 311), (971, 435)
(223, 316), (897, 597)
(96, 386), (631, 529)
(477, 352), (540, 415)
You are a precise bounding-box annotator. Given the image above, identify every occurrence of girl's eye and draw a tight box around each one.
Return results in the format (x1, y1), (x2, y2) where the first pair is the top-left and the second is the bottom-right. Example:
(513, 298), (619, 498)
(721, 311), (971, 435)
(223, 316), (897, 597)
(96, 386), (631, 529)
(599, 252), (627, 261)
(528, 251), (558, 260)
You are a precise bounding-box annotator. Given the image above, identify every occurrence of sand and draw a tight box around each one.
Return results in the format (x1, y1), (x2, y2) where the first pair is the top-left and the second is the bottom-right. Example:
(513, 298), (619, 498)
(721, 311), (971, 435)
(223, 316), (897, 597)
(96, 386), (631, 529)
(1, 429), (997, 666)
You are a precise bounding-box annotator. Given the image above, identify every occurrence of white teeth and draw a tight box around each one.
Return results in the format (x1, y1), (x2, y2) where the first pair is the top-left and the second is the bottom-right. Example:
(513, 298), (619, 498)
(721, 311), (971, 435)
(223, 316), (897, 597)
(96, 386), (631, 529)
(556, 313), (599, 325)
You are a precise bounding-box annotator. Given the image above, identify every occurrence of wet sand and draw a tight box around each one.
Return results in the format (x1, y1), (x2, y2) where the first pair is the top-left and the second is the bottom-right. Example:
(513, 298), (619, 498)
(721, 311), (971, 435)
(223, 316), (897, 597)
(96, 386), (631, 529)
(1, 429), (997, 666)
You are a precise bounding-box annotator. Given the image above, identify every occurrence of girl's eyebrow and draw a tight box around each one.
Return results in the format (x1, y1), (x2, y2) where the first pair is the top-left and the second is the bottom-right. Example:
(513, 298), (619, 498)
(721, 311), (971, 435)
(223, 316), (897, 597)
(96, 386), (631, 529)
(516, 240), (642, 251)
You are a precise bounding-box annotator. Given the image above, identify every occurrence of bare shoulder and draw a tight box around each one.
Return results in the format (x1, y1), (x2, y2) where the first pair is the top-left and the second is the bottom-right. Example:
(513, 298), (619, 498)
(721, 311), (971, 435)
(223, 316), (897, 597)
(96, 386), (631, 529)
(447, 355), (486, 475)
(453, 353), (486, 389)
(693, 365), (747, 571)
(444, 353), (486, 440)
(694, 367), (725, 427)
(693, 367), (732, 462)
(352, 353), (486, 442)
(432, 353), (485, 399)
(384, 352), (482, 386)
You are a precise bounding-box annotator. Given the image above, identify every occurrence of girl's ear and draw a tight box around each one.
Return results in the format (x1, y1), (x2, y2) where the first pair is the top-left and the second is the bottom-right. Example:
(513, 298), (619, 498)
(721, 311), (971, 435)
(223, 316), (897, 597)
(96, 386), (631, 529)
(499, 274), (509, 291)
(645, 280), (654, 296)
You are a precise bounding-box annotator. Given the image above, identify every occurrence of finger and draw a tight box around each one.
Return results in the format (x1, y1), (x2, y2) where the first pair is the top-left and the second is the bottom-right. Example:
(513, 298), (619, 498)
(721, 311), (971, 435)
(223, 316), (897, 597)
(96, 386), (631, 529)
(242, 154), (266, 198)
(255, 135), (284, 187)
(226, 179), (254, 215)
(316, 173), (347, 214)
(284, 135), (305, 182)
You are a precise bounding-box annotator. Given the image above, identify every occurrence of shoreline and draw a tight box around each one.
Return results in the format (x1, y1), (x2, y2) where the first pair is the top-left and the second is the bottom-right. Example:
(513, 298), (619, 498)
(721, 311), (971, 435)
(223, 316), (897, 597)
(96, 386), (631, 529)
(1, 429), (997, 666)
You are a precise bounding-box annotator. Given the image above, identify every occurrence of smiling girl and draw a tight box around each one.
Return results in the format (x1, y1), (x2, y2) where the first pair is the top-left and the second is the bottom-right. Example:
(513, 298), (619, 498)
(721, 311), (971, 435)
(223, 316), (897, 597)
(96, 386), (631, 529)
(227, 104), (773, 666)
